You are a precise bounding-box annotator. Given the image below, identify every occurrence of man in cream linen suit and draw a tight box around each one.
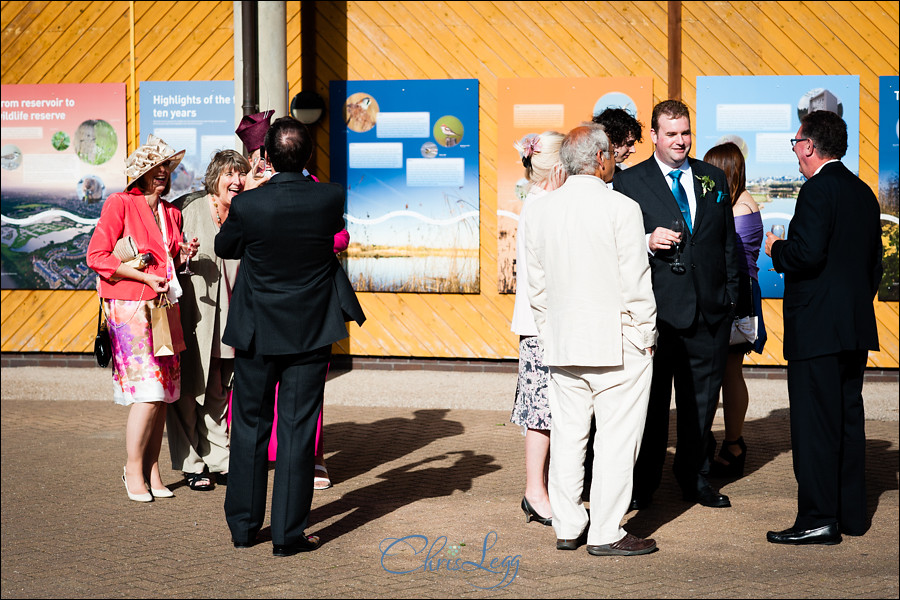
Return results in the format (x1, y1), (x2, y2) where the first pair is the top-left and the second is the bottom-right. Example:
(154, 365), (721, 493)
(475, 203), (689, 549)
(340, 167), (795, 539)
(524, 124), (658, 556)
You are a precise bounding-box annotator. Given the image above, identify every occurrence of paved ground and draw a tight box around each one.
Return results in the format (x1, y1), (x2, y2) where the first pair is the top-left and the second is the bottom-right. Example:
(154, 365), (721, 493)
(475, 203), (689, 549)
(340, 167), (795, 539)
(1, 367), (897, 599)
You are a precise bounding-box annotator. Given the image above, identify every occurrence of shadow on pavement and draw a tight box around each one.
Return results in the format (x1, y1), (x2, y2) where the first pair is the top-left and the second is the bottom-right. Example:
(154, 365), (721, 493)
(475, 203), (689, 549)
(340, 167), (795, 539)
(323, 408), (466, 484)
(310, 450), (501, 543)
(623, 406), (900, 538)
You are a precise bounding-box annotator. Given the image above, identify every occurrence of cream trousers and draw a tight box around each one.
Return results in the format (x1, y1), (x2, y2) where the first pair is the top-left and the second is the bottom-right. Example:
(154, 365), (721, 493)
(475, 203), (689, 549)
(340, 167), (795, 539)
(548, 340), (653, 545)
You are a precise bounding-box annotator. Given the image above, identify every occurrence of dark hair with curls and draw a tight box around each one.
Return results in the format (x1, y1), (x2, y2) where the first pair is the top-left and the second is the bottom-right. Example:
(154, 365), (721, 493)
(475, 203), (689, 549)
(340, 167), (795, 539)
(591, 107), (644, 147)
(264, 116), (312, 173)
(800, 110), (847, 160)
(703, 142), (746, 205)
(651, 99), (690, 131)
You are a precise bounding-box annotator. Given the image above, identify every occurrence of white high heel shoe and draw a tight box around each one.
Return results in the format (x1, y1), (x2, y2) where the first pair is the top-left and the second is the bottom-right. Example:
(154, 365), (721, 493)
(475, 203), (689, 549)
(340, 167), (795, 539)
(122, 467), (153, 502)
(150, 485), (174, 499)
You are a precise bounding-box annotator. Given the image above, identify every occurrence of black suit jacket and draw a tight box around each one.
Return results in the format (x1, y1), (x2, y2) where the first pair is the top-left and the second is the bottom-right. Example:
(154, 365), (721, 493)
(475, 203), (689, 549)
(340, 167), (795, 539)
(215, 172), (365, 355)
(772, 161), (882, 360)
(614, 157), (740, 329)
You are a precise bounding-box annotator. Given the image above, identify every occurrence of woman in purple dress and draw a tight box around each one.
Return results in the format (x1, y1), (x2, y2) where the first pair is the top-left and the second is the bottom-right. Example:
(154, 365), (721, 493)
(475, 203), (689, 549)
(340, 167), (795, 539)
(703, 142), (767, 478)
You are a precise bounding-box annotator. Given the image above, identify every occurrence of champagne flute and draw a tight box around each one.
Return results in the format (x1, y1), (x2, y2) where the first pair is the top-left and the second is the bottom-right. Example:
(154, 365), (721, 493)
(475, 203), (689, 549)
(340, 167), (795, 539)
(768, 224), (786, 271)
(179, 232), (193, 275)
(670, 219), (686, 274)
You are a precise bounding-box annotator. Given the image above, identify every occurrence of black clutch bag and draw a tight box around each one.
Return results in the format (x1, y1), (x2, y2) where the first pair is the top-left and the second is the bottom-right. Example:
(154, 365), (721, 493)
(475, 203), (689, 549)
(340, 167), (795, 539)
(94, 301), (112, 368)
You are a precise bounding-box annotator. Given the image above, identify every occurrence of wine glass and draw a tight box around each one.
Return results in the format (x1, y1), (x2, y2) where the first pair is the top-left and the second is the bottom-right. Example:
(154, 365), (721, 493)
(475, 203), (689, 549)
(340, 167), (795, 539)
(670, 219), (686, 274)
(252, 154), (269, 180)
(179, 232), (193, 275)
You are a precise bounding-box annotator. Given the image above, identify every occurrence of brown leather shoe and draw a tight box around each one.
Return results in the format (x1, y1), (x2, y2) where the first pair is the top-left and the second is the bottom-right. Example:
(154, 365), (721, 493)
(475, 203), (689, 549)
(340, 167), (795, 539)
(587, 532), (657, 556)
(556, 537), (581, 550)
(556, 530), (586, 550)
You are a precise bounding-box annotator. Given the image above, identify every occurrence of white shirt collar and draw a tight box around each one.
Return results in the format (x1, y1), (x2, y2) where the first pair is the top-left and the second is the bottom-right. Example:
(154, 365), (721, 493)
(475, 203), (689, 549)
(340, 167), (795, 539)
(812, 159), (840, 177)
(654, 154), (691, 180)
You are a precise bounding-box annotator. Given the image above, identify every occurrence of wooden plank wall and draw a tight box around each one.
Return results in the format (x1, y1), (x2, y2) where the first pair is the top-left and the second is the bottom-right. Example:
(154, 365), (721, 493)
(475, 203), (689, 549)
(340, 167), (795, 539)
(679, 0), (899, 367)
(1, 1), (898, 369)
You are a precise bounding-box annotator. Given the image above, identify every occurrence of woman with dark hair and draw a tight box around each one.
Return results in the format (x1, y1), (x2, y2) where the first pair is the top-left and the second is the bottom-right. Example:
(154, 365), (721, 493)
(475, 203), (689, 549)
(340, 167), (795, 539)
(166, 150), (250, 491)
(703, 141), (767, 477)
(87, 134), (196, 502)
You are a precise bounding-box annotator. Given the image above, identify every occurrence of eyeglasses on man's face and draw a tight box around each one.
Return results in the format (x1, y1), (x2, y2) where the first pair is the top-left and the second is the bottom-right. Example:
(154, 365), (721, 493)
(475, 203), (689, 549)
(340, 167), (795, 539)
(790, 138), (809, 148)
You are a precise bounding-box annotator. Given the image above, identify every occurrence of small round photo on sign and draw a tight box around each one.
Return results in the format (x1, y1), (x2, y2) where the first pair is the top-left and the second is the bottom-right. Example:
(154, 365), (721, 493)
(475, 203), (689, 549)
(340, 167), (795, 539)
(51, 131), (71, 151)
(344, 93), (379, 133)
(434, 115), (464, 147)
(74, 119), (117, 165)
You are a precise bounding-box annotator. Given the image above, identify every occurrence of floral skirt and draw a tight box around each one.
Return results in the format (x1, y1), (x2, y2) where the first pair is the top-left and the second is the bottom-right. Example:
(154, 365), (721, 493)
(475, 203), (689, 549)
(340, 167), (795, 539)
(104, 299), (180, 406)
(510, 336), (551, 433)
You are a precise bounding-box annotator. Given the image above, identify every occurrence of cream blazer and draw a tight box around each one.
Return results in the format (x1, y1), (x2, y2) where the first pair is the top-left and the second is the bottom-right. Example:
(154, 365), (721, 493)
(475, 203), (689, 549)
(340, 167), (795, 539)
(523, 175), (657, 367)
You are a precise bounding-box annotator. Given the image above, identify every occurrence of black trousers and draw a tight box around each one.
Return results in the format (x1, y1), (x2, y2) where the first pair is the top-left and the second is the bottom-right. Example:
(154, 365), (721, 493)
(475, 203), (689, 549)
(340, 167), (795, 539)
(225, 343), (331, 546)
(632, 310), (729, 499)
(788, 350), (868, 535)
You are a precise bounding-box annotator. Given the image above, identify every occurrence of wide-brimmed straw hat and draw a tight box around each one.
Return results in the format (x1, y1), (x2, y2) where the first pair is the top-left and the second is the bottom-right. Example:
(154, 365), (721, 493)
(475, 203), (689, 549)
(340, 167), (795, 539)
(235, 110), (275, 152)
(124, 134), (185, 189)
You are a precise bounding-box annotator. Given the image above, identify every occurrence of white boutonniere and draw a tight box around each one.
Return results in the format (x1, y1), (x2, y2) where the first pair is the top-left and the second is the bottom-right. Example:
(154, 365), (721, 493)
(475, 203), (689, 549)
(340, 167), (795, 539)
(696, 175), (715, 196)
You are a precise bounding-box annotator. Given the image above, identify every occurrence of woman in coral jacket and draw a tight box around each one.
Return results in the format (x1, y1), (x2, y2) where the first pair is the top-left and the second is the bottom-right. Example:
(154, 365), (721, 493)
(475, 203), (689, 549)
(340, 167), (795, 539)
(86, 134), (197, 503)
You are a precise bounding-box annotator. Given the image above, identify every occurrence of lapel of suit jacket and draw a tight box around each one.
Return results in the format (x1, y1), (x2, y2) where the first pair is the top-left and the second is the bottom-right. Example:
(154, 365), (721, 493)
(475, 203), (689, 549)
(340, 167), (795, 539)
(641, 159), (684, 224)
(689, 159), (707, 233)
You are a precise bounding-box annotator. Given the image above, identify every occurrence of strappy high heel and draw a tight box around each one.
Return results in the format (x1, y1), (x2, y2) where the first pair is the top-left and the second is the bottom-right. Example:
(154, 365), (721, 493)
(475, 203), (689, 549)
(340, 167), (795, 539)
(710, 437), (747, 478)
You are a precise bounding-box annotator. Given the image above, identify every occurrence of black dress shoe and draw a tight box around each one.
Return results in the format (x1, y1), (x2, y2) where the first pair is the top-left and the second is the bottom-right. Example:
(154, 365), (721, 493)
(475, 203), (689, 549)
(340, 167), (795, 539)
(232, 531), (258, 548)
(684, 484), (731, 508)
(629, 495), (652, 511)
(767, 523), (841, 545)
(273, 534), (320, 556)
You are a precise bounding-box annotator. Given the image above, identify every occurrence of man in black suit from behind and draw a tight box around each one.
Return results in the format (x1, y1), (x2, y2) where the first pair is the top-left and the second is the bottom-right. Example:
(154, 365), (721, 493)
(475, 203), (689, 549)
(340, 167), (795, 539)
(613, 100), (739, 510)
(216, 116), (365, 557)
(765, 110), (882, 546)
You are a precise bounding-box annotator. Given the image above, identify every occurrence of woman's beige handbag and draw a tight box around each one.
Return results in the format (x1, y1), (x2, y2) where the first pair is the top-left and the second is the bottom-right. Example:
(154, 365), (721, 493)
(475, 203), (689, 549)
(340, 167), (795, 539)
(113, 236), (151, 270)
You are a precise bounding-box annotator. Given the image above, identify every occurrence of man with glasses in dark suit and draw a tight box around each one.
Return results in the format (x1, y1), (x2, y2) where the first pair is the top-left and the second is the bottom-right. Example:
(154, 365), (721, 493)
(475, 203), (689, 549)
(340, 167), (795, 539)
(765, 110), (882, 545)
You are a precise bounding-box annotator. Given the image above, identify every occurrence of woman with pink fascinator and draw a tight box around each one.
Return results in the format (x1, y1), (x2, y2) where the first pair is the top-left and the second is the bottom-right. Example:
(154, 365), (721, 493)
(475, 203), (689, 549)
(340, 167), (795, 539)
(509, 131), (567, 526)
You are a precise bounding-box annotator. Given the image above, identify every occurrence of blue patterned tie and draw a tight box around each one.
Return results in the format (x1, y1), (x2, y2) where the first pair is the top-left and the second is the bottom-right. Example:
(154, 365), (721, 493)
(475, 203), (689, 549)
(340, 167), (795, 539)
(668, 170), (692, 233)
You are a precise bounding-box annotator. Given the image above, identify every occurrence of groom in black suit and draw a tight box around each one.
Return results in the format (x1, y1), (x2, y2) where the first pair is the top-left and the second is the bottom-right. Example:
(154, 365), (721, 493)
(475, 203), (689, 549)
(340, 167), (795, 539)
(765, 110), (882, 545)
(216, 117), (365, 556)
(613, 100), (739, 509)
